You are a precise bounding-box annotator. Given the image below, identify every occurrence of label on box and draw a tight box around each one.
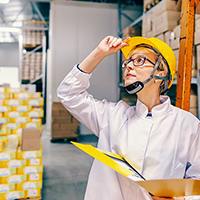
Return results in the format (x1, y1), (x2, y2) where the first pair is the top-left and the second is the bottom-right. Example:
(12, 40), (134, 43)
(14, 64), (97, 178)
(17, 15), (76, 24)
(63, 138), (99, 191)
(7, 160), (21, 168)
(0, 106), (10, 112)
(23, 167), (37, 174)
(23, 182), (37, 190)
(7, 112), (20, 118)
(28, 189), (38, 197)
(15, 117), (29, 123)
(22, 152), (36, 159)
(28, 111), (40, 117)
(28, 100), (39, 106)
(16, 106), (30, 112)
(5, 191), (22, 199)
(0, 169), (11, 176)
(8, 100), (20, 106)
(0, 184), (9, 192)
(8, 175), (22, 183)
(18, 93), (30, 99)
(30, 174), (39, 181)
(30, 159), (40, 165)
(0, 118), (9, 124)
(0, 153), (10, 161)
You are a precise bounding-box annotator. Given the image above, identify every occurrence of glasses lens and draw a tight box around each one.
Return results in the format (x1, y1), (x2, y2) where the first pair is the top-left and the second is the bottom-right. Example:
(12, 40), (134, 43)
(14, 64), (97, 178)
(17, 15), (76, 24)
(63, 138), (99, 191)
(122, 59), (130, 68)
(133, 57), (145, 66)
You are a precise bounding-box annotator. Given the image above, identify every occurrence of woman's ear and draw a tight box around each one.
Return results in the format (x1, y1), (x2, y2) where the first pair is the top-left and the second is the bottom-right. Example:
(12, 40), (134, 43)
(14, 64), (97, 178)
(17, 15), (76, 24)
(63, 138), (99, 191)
(155, 71), (166, 77)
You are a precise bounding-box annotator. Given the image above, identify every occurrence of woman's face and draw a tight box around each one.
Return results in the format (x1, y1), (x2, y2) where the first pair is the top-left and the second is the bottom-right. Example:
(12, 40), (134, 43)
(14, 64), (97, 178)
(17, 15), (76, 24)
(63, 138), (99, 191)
(123, 52), (157, 87)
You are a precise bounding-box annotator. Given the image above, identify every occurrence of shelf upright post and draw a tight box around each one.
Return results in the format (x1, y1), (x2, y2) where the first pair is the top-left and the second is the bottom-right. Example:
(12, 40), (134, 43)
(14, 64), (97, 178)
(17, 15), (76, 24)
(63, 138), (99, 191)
(176, 0), (199, 111)
(42, 35), (46, 98)
(18, 33), (23, 86)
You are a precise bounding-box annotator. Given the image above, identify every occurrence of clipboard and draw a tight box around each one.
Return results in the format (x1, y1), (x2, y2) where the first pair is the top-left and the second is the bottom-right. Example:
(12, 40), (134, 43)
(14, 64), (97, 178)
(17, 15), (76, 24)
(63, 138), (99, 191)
(71, 142), (200, 198)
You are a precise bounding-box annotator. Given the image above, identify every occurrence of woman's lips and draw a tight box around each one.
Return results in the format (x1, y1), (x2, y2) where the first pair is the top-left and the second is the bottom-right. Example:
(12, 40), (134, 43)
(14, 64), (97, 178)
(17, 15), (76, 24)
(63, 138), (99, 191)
(126, 73), (136, 78)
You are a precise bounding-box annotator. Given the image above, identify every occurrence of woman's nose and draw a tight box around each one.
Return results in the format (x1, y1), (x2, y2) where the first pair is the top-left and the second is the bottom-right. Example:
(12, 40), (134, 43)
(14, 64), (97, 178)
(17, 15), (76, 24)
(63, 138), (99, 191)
(127, 62), (134, 70)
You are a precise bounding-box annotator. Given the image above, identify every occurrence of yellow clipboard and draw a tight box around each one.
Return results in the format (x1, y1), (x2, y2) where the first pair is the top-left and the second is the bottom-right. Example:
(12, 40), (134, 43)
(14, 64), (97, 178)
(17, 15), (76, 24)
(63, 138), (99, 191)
(71, 142), (200, 198)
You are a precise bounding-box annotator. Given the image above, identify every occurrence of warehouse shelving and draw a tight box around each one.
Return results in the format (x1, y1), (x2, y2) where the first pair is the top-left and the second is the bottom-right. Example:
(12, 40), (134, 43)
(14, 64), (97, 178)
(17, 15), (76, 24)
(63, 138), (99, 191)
(117, 0), (200, 118)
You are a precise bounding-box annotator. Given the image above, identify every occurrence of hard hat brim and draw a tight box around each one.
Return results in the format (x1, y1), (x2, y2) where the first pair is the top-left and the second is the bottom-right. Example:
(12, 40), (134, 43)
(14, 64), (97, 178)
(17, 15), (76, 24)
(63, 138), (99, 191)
(121, 37), (160, 59)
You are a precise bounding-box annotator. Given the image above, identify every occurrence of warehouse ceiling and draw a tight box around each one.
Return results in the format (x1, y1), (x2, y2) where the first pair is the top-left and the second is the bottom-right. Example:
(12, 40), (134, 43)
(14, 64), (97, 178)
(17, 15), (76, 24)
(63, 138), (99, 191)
(0, 0), (142, 42)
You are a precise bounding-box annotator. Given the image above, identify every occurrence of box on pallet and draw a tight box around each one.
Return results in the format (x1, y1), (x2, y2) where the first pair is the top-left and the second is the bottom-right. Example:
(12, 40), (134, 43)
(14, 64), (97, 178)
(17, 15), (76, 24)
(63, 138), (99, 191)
(2, 175), (27, 184)
(1, 159), (27, 168)
(25, 188), (41, 198)
(194, 18), (200, 45)
(28, 173), (42, 182)
(17, 146), (42, 160)
(153, 0), (177, 16)
(197, 45), (200, 70)
(4, 99), (24, 106)
(0, 168), (16, 177)
(52, 102), (80, 139)
(16, 180), (42, 190)
(0, 183), (15, 193)
(17, 165), (43, 175)
(0, 190), (25, 200)
(122, 27), (141, 39)
(0, 106), (11, 112)
(21, 128), (41, 151)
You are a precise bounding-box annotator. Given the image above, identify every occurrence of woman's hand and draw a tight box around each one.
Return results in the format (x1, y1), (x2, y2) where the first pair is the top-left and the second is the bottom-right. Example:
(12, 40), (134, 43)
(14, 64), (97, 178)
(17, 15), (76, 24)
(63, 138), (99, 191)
(96, 36), (129, 57)
(78, 36), (129, 74)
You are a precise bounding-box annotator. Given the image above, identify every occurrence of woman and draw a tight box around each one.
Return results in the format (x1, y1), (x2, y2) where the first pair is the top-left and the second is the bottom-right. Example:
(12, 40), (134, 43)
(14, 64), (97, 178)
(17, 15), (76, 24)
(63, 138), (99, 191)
(57, 36), (200, 200)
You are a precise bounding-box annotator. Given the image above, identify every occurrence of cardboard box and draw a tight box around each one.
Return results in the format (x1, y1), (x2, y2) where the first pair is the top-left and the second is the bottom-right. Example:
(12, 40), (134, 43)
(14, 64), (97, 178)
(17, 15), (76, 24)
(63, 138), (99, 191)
(25, 189), (41, 198)
(21, 128), (41, 151)
(17, 165), (43, 175)
(11, 117), (30, 124)
(16, 181), (42, 190)
(13, 93), (32, 99)
(52, 130), (79, 138)
(0, 191), (25, 200)
(17, 147), (42, 160)
(4, 99), (24, 106)
(27, 158), (42, 166)
(142, 13), (153, 33)
(153, 20), (178, 36)
(0, 184), (15, 193)
(28, 173), (42, 182)
(2, 175), (27, 184)
(194, 31), (200, 45)
(0, 106), (11, 112)
(26, 110), (44, 118)
(164, 31), (171, 46)
(1, 159), (27, 168)
(0, 152), (16, 161)
(155, 33), (165, 42)
(25, 98), (44, 106)
(122, 27), (141, 39)
(12, 105), (31, 112)
(0, 168), (16, 177)
(197, 45), (200, 70)
(153, 0), (177, 16)
(170, 38), (179, 50)
(5, 88), (24, 93)
(0, 93), (11, 100)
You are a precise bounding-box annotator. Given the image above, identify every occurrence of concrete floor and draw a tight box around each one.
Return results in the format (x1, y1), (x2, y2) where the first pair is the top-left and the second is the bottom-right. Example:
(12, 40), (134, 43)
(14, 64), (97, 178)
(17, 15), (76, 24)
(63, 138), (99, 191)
(41, 128), (98, 200)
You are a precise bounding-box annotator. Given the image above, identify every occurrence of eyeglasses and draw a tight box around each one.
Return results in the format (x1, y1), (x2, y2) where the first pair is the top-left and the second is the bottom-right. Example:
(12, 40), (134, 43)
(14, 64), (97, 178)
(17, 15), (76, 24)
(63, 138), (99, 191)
(122, 57), (155, 69)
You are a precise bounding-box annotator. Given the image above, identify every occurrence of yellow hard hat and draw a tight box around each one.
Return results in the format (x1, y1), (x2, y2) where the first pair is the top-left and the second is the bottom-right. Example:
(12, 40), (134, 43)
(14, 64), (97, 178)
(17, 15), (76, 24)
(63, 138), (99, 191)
(121, 37), (176, 89)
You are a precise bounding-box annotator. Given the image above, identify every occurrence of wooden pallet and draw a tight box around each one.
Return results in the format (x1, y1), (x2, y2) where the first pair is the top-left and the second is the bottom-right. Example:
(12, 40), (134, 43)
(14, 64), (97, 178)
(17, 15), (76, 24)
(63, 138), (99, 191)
(19, 197), (41, 200)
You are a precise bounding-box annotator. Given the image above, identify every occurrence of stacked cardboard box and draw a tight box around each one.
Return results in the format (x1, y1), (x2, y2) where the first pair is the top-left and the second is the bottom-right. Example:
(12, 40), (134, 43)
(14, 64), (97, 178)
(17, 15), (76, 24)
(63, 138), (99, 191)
(0, 87), (44, 199)
(22, 20), (45, 82)
(51, 102), (79, 140)
(122, 27), (141, 40)
(22, 21), (46, 46)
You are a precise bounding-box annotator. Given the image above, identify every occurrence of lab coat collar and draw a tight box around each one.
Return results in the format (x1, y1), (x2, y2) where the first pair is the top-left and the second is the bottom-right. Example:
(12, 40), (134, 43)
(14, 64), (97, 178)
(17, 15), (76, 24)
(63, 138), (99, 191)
(136, 95), (171, 119)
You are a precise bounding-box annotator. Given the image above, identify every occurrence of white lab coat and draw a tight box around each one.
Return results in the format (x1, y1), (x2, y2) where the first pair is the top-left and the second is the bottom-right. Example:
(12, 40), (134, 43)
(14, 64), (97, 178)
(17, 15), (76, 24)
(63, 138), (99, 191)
(57, 66), (200, 200)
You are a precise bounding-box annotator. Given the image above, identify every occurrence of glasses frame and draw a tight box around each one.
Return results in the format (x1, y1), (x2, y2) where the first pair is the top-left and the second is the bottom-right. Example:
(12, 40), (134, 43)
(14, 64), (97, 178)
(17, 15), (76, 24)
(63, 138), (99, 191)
(122, 56), (155, 69)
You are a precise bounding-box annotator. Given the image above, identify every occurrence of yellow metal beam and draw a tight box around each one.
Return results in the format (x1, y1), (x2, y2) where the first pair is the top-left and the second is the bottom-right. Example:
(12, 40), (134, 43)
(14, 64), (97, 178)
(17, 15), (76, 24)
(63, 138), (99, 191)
(176, 0), (199, 110)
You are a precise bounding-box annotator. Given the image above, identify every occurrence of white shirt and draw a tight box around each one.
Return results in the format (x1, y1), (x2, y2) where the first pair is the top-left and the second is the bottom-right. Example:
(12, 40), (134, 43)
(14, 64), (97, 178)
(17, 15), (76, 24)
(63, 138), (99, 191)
(57, 66), (200, 200)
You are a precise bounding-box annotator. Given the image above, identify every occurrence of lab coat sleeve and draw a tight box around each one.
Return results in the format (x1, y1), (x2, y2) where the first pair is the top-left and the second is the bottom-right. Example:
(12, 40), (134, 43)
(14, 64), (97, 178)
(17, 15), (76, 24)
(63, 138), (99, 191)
(57, 65), (117, 137)
(185, 123), (200, 180)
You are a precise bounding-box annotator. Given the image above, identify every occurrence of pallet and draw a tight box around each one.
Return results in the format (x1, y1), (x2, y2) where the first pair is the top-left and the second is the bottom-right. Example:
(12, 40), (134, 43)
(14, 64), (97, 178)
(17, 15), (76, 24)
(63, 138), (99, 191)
(19, 197), (41, 200)
(51, 136), (79, 143)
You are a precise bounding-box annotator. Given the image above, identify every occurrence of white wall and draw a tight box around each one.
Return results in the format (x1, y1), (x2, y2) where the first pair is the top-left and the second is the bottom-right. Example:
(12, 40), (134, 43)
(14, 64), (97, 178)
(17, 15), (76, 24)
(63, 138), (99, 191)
(47, 1), (142, 134)
(0, 43), (19, 67)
